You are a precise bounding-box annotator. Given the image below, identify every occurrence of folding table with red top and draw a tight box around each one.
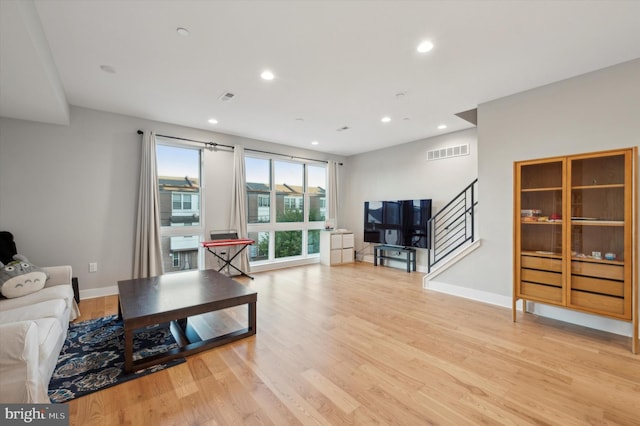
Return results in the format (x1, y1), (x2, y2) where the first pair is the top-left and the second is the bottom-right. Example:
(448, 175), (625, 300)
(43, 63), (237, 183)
(201, 238), (255, 279)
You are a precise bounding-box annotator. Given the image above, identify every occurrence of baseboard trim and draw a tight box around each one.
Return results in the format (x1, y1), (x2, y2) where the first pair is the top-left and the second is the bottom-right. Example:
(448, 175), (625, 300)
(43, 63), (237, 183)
(79, 285), (118, 300)
(425, 280), (633, 337)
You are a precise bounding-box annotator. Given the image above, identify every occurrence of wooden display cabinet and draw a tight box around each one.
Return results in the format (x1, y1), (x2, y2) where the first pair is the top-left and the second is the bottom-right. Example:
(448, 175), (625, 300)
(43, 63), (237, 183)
(513, 147), (638, 353)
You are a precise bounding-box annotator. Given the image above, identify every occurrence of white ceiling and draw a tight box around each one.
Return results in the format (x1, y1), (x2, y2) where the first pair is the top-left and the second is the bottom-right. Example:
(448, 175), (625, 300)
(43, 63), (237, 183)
(2, 1), (640, 156)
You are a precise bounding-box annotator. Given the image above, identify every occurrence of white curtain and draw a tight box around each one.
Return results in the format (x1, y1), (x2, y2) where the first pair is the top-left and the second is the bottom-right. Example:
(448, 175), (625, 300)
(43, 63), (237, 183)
(230, 145), (250, 274)
(327, 161), (339, 228)
(133, 130), (164, 278)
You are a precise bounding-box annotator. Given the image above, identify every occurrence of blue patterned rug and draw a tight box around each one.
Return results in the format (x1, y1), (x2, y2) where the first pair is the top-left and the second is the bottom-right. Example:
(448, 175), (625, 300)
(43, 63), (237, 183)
(48, 315), (185, 403)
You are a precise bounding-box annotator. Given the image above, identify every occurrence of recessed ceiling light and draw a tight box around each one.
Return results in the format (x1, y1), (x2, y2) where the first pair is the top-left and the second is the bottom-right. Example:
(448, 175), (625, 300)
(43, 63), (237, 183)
(208, 118), (218, 124)
(381, 116), (391, 123)
(311, 141), (319, 145)
(99, 65), (116, 74)
(417, 40), (434, 53)
(260, 70), (275, 80)
(176, 27), (190, 36)
(438, 124), (447, 130)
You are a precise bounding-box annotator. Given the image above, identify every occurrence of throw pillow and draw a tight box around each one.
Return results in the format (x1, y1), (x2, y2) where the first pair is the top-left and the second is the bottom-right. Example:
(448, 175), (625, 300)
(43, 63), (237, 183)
(0, 255), (48, 298)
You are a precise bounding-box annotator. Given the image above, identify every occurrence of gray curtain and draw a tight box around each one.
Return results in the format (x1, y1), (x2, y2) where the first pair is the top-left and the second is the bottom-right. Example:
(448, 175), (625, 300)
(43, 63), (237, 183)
(230, 145), (250, 273)
(133, 130), (163, 278)
(327, 161), (339, 228)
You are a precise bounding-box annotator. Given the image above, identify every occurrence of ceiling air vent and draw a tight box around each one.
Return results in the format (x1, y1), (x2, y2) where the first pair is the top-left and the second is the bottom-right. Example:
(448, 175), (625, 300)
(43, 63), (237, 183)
(427, 144), (470, 161)
(219, 92), (235, 101)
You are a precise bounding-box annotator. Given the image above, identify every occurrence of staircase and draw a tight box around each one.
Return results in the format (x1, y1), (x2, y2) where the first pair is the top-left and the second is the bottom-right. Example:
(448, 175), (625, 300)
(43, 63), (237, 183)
(426, 179), (479, 275)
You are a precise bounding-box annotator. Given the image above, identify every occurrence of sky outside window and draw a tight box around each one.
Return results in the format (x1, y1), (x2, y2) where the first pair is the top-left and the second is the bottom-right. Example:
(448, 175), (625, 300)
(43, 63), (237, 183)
(157, 144), (200, 178)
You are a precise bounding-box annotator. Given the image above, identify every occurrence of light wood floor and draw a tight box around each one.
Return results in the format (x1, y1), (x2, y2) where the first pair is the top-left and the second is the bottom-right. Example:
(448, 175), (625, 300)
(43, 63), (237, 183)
(67, 263), (640, 425)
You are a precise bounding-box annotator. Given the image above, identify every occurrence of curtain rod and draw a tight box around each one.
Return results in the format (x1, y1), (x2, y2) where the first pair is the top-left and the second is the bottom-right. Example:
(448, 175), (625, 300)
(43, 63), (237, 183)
(137, 130), (342, 165)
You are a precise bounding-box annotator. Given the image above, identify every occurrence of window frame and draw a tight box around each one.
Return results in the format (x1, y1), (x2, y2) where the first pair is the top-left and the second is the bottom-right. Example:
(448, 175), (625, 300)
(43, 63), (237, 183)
(156, 138), (205, 273)
(246, 154), (326, 265)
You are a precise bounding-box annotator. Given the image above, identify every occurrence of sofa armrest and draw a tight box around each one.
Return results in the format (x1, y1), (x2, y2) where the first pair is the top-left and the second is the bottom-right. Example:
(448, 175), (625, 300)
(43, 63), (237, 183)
(42, 265), (72, 287)
(0, 321), (49, 403)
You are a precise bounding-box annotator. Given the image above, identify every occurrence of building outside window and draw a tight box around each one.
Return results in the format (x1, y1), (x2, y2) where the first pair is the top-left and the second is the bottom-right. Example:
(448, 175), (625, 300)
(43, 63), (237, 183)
(246, 156), (326, 264)
(156, 141), (203, 272)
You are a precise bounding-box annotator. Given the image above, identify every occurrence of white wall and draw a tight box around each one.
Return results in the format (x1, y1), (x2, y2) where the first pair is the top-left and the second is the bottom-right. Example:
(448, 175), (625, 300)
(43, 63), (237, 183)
(0, 106), (345, 297)
(342, 128), (478, 268)
(432, 58), (640, 336)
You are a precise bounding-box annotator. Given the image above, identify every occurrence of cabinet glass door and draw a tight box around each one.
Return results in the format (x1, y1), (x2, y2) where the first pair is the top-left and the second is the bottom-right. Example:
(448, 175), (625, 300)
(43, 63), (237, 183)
(517, 159), (565, 304)
(568, 153), (629, 318)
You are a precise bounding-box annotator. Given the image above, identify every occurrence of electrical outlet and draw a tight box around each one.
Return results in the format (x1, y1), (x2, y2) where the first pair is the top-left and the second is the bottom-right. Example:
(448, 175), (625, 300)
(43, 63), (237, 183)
(89, 262), (98, 273)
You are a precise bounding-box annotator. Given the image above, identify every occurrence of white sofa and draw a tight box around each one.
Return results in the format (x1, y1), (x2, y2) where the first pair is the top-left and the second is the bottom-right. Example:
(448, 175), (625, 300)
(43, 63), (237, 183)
(0, 265), (80, 403)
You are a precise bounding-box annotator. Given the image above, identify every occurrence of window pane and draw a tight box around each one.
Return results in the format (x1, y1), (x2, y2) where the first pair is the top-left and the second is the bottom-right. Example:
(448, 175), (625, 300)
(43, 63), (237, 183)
(309, 195), (325, 222)
(161, 235), (200, 272)
(157, 145), (201, 227)
(308, 229), (320, 254)
(275, 230), (302, 258)
(246, 157), (271, 224)
(248, 231), (269, 262)
(308, 165), (326, 222)
(275, 161), (304, 223)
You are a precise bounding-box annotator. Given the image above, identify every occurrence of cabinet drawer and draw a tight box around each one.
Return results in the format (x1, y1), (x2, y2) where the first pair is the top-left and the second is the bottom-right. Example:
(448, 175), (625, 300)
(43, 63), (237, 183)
(521, 269), (562, 287)
(570, 291), (625, 316)
(330, 234), (343, 249)
(521, 256), (562, 272)
(571, 275), (624, 297)
(342, 233), (354, 249)
(520, 282), (562, 303)
(330, 250), (342, 264)
(571, 261), (624, 280)
(342, 248), (353, 263)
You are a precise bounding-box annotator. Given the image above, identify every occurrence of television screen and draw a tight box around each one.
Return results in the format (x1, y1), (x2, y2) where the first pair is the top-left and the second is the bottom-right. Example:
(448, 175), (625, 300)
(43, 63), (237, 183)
(364, 199), (432, 248)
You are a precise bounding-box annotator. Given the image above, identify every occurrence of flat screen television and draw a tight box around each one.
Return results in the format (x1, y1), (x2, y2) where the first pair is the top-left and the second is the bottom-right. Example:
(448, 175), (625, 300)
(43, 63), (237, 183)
(364, 199), (432, 248)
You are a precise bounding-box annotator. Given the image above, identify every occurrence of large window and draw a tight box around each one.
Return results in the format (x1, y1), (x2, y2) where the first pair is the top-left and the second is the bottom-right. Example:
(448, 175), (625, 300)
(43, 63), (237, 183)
(156, 142), (203, 272)
(246, 156), (327, 264)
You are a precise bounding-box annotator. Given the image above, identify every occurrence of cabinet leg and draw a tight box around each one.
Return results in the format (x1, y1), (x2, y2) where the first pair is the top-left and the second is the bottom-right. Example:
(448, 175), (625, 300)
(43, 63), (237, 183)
(633, 318), (639, 354)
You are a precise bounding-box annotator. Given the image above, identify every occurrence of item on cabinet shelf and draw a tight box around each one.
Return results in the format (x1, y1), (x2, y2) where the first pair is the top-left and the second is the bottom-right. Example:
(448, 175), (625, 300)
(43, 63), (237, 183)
(604, 252), (617, 260)
(537, 216), (549, 222)
(550, 213), (562, 221)
(521, 209), (542, 217)
(591, 251), (602, 260)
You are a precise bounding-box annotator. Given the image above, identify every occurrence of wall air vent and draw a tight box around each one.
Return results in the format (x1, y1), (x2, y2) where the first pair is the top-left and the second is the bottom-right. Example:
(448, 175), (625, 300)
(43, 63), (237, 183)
(427, 144), (469, 161)
(219, 92), (235, 101)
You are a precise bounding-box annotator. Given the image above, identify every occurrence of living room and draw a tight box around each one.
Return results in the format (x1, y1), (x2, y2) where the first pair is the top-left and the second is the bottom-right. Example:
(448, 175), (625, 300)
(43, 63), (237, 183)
(1, 1), (640, 424)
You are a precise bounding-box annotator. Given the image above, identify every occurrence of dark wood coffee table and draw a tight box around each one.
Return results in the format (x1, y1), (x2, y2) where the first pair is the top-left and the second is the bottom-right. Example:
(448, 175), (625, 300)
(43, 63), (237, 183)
(117, 269), (257, 373)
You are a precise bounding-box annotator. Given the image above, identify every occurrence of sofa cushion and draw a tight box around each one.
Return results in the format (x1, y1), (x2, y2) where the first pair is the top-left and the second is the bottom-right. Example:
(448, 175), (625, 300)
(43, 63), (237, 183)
(0, 285), (74, 314)
(0, 299), (66, 325)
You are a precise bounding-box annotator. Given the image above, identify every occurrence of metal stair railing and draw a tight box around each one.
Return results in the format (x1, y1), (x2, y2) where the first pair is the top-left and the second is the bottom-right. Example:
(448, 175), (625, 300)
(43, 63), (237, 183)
(427, 179), (478, 272)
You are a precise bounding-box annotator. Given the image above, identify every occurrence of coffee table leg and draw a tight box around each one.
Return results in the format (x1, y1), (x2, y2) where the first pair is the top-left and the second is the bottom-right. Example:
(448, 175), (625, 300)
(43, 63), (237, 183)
(124, 326), (134, 373)
(248, 301), (257, 334)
